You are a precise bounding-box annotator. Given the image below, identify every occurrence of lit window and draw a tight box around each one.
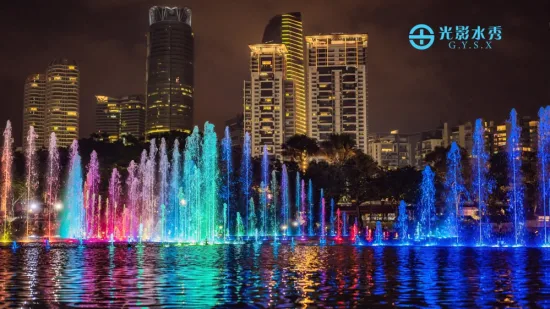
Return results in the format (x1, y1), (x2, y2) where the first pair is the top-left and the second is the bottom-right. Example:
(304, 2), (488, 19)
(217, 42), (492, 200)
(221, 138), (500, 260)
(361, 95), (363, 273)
(67, 111), (77, 116)
(68, 66), (76, 70)
(53, 76), (61, 81)
(67, 127), (76, 131)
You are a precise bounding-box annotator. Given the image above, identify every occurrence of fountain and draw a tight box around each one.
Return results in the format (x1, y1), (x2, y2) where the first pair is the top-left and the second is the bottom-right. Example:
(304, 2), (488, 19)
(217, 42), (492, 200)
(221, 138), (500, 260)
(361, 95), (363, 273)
(329, 198), (335, 236)
(472, 118), (492, 245)
(25, 126), (38, 239)
(1, 121), (13, 240)
(158, 138), (170, 239)
(295, 172), (301, 236)
(108, 168), (121, 239)
(507, 109), (525, 246)
(396, 200), (408, 243)
(374, 221), (383, 245)
(443, 142), (466, 244)
(300, 179), (306, 238)
(60, 140), (85, 240)
(320, 189), (326, 243)
(270, 170), (278, 237)
(539, 107), (550, 245)
(46, 133), (60, 239)
(248, 198), (256, 238)
(240, 132), (253, 236)
(221, 128), (233, 239)
(281, 164), (289, 238)
(418, 166), (436, 241)
(307, 179), (314, 236)
(169, 139), (181, 241)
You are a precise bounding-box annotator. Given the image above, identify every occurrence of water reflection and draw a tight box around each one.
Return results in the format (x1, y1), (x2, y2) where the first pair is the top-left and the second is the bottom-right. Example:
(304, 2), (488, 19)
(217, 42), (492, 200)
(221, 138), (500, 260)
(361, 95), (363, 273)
(0, 243), (549, 307)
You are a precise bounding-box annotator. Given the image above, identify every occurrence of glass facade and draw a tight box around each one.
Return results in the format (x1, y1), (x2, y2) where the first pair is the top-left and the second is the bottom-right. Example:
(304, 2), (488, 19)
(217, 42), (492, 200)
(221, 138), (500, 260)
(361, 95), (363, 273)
(146, 6), (194, 136)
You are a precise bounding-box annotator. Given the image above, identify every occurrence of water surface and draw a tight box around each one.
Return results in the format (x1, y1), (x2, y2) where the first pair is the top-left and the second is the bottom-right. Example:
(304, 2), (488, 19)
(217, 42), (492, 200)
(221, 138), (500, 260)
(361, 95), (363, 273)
(1, 243), (550, 308)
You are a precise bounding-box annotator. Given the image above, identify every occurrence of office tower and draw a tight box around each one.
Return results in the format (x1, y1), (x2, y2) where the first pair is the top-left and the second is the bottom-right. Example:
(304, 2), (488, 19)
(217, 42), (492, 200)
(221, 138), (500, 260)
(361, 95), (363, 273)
(243, 44), (295, 160)
(120, 95), (146, 140)
(95, 95), (121, 142)
(146, 6), (194, 136)
(22, 74), (46, 147)
(306, 34), (369, 153)
(262, 12), (306, 135)
(45, 58), (80, 147)
(96, 94), (145, 142)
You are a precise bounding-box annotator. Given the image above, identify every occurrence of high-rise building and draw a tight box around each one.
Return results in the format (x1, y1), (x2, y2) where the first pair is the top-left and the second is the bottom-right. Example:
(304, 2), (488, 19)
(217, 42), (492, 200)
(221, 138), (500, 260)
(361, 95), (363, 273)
(95, 95), (121, 142)
(243, 44), (295, 159)
(262, 12), (306, 136)
(146, 6), (194, 136)
(306, 34), (369, 154)
(22, 74), (46, 147)
(96, 94), (145, 143)
(45, 58), (79, 147)
(120, 95), (146, 140)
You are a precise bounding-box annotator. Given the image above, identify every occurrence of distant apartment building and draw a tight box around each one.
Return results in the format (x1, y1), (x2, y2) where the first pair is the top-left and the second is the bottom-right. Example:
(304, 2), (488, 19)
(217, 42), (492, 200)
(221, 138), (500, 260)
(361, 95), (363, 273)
(22, 74), (46, 147)
(414, 128), (444, 167)
(306, 34), (369, 154)
(225, 114), (244, 147)
(96, 94), (145, 142)
(44, 58), (80, 147)
(368, 130), (413, 170)
(243, 44), (295, 159)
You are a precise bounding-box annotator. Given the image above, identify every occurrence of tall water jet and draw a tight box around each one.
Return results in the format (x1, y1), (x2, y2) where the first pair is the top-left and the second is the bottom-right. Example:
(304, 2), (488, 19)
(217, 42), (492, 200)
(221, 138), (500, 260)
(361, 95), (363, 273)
(320, 189), (326, 240)
(240, 132), (253, 236)
(343, 212), (348, 236)
(270, 170), (278, 237)
(141, 140), (157, 239)
(45, 133), (60, 239)
(308, 179), (314, 236)
(138, 150), (148, 239)
(60, 140), (85, 239)
(221, 127), (233, 238)
(158, 138), (169, 238)
(329, 198), (335, 236)
(444, 142), (466, 244)
(281, 164), (289, 237)
(374, 221), (383, 245)
(126, 160), (140, 240)
(183, 128), (201, 242)
(236, 212), (244, 238)
(538, 107), (550, 244)
(24, 126), (38, 238)
(300, 180), (306, 237)
(201, 122), (218, 242)
(418, 166), (436, 240)
(169, 139), (181, 240)
(396, 200), (408, 242)
(336, 208), (342, 239)
(260, 181), (267, 237)
(248, 198), (256, 237)
(1, 120), (13, 240)
(507, 109), (525, 245)
(295, 172), (301, 236)
(108, 168), (121, 239)
(472, 118), (492, 245)
(85, 151), (100, 237)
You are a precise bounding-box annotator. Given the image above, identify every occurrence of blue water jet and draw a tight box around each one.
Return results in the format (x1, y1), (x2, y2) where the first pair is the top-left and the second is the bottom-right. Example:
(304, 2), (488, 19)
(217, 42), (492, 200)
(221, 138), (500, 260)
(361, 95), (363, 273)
(472, 118), (492, 245)
(507, 109), (525, 246)
(418, 166), (436, 241)
(240, 133), (253, 236)
(443, 142), (466, 244)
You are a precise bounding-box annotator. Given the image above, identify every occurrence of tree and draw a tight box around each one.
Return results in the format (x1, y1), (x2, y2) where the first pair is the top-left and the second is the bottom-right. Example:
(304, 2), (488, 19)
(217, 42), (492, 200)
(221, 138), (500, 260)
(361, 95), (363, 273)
(283, 134), (319, 172)
(319, 134), (357, 164)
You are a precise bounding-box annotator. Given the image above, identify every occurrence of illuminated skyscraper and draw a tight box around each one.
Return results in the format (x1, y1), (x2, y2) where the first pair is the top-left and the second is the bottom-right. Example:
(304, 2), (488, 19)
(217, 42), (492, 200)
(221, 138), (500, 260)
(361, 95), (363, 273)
(243, 44), (295, 160)
(146, 6), (194, 136)
(22, 73), (46, 147)
(96, 94), (145, 143)
(306, 34), (369, 153)
(262, 12), (306, 135)
(45, 58), (80, 147)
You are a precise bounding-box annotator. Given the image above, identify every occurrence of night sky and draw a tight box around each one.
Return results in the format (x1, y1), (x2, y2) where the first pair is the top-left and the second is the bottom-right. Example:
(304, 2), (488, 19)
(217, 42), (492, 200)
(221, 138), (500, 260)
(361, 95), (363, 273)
(0, 0), (548, 146)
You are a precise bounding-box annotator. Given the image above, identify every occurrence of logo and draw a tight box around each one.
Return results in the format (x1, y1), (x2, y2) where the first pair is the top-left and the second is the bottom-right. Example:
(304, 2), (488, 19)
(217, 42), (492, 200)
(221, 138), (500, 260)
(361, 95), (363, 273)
(410, 24), (502, 50)
(409, 24), (435, 50)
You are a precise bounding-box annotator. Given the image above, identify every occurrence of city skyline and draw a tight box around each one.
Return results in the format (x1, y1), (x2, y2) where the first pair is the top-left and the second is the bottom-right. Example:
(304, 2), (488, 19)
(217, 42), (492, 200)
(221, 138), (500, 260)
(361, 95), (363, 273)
(1, 1), (548, 146)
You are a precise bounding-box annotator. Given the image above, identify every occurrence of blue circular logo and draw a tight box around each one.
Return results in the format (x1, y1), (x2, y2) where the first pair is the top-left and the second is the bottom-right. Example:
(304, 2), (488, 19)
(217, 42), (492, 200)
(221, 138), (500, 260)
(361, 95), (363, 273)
(409, 24), (435, 50)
